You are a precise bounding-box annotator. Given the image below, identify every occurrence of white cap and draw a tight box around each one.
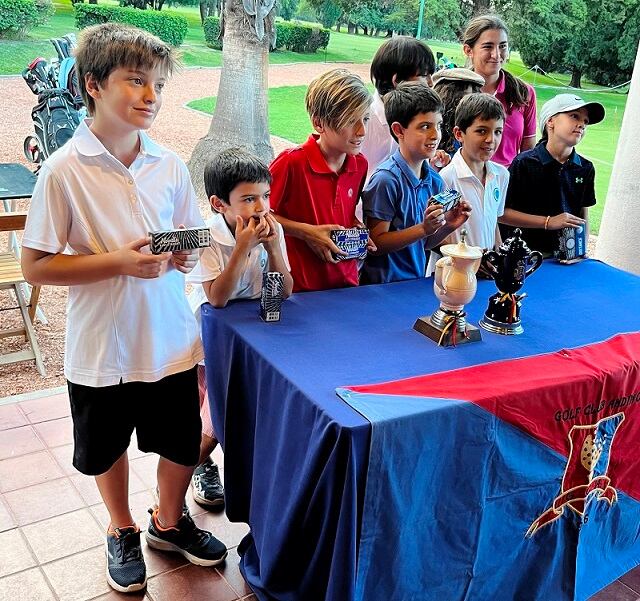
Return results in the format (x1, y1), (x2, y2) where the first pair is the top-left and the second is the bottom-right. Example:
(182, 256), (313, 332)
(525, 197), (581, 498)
(432, 68), (485, 87)
(539, 93), (605, 136)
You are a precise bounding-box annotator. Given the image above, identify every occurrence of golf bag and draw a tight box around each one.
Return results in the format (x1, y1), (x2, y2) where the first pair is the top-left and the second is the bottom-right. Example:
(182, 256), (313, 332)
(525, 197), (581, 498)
(22, 35), (85, 166)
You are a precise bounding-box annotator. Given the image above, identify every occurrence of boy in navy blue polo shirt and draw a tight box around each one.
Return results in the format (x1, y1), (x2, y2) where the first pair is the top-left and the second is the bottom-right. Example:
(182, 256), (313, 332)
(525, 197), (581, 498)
(361, 81), (471, 284)
(500, 94), (605, 256)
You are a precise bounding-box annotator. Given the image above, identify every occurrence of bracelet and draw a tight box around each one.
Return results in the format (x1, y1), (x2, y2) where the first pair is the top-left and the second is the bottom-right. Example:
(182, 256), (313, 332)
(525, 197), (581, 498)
(544, 216), (550, 230)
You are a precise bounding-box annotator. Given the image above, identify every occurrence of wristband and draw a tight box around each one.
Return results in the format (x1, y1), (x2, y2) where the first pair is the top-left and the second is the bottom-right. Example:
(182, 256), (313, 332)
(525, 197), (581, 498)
(544, 216), (551, 230)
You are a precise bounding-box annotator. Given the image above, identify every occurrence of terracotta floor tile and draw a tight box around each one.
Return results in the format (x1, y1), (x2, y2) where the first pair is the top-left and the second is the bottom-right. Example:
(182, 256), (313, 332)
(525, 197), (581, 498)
(0, 424), (44, 460)
(42, 545), (112, 601)
(90, 489), (156, 532)
(0, 450), (64, 492)
(49, 444), (77, 476)
(620, 565), (640, 594)
(0, 403), (27, 431)
(241, 596), (257, 600)
(193, 511), (249, 549)
(0, 528), (37, 577)
(0, 495), (16, 532)
(0, 567), (56, 600)
(146, 563), (238, 601)
(4, 477), (85, 526)
(34, 416), (73, 448)
(589, 580), (640, 601)
(22, 507), (104, 564)
(20, 393), (70, 424)
(216, 546), (251, 598)
(129, 455), (159, 490)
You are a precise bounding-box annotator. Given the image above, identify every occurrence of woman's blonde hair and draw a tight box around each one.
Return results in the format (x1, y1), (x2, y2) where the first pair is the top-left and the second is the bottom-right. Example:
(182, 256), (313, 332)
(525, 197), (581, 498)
(75, 22), (179, 115)
(305, 69), (372, 131)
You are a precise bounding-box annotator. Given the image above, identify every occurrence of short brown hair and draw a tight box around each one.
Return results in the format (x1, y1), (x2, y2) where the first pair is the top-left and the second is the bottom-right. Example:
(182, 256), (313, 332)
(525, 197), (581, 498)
(454, 92), (505, 132)
(384, 81), (442, 142)
(75, 22), (178, 115)
(305, 68), (372, 132)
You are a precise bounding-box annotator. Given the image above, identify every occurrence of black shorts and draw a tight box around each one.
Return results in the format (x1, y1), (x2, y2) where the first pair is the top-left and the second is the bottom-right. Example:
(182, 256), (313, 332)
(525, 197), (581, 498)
(68, 367), (201, 476)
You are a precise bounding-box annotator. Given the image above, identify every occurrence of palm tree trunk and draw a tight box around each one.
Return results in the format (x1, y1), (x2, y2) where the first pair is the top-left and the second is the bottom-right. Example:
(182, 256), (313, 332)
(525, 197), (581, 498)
(188, 0), (274, 199)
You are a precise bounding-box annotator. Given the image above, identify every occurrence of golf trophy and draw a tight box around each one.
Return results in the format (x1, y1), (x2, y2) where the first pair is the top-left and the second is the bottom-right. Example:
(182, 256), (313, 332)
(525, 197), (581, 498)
(414, 230), (483, 346)
(479, 229), (543, 335)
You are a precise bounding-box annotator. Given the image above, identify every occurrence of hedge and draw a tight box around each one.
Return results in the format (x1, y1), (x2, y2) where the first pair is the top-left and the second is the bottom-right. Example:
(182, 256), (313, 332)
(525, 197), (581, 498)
(74, 4), (188, 47)
(203, 17), (330, 54)
(0, 0), (52, 38)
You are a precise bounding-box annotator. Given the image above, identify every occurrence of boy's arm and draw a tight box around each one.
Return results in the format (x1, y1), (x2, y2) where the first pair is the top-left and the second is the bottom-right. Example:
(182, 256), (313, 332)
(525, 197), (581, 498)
(367, 218), (436, 255)
(500, 209), (585, 230)
(263, 214), (293, 298)
(21, 239), (171, 286)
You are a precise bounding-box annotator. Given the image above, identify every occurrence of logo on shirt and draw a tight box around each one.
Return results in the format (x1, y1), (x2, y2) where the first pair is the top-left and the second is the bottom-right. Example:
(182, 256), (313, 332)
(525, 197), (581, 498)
(260, 257), (267, 269)
(493, 188), (500, 202)
(348, 188), (354, 198)
(576, 177), (584, 184)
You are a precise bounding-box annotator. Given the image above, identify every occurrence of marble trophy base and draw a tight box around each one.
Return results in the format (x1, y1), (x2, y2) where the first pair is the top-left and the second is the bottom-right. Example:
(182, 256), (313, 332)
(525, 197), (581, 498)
(414, 307), (482, 347)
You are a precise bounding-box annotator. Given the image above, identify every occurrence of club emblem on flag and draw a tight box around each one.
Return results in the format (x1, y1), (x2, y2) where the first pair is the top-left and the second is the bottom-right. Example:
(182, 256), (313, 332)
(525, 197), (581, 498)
(526, 412), (625, 537)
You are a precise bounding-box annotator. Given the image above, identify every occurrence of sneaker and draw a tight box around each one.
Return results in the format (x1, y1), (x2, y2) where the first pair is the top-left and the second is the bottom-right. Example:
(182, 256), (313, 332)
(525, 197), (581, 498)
(105, 527), (147, 593)
(146, 508), (228, 566)
(191, 459), (225, 508)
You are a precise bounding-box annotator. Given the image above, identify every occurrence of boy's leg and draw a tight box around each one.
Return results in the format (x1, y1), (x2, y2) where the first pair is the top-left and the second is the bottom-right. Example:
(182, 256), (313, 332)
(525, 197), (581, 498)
(192, 365), (225, 508)
(68, 380), (146, 593)
(156, 457), (193, 526)
(135, 367), (228, 566)
(95, 451), (134, 529)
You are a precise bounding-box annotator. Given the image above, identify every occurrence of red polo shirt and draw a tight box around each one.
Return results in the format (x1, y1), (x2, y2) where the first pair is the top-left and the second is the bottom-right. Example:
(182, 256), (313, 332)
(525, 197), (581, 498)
(270, 134), (367, 292)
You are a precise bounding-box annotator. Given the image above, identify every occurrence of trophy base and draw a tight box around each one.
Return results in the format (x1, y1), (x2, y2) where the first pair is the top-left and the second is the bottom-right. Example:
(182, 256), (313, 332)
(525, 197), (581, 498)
(479, 314), (523, 335)
(414, 314), (482, 347)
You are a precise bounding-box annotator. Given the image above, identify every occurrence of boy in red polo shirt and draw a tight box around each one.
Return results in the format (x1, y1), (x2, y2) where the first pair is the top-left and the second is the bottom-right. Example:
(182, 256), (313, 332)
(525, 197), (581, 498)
(270, 69), (375, 291)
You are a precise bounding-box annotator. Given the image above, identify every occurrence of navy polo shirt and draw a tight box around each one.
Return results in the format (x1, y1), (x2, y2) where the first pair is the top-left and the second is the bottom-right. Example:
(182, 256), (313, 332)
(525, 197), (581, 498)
(361, 150), (444, 284)
(502, 142), (596, 255)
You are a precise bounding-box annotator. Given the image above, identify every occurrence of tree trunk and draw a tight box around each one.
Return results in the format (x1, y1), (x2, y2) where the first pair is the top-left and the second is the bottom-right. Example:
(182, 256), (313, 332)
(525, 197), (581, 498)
(199, 1), (207, 23)
(335, 22), (341, 32)
(188, 0), (274, 200)
(362, 26), (368, 35)
(569, 68), (582, 88)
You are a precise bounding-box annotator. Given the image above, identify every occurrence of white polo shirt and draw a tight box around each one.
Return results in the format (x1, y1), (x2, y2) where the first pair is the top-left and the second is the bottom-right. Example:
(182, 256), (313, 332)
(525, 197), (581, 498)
(426, 150), (509, 275)
(187, 212), (290, 320)
(361, 92), (398, 184)
(23, 120), (205, 387)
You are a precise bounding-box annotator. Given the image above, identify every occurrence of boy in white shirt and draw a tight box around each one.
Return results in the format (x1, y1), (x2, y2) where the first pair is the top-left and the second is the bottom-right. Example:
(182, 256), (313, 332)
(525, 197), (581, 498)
(187, 149), (292, 505)
(429, 93), (509, 274)
(21, 23), (226, 594)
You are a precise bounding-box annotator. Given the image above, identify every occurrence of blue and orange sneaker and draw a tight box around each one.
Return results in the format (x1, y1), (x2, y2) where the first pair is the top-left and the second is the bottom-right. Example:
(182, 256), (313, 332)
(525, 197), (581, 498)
(105, 526), (147, 592)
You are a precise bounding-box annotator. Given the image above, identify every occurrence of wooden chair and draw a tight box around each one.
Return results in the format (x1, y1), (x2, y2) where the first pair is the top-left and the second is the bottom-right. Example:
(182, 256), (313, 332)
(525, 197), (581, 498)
(0, 211), (45, 375)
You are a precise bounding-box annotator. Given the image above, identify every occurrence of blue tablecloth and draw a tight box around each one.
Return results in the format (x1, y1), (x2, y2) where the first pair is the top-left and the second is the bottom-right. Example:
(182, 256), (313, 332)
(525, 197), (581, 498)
(201, 260), (640, 601)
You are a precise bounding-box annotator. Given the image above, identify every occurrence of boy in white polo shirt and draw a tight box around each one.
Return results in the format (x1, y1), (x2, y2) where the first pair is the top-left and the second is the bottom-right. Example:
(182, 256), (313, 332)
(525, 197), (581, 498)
(428, 93), (509, 274)
(186, 148), (292, 507)
(21, 23), (227, 594)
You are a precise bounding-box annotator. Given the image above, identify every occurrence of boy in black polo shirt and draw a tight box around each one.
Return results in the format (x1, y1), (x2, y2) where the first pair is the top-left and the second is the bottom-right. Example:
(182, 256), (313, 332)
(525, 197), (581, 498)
(499, 94), (605, 256)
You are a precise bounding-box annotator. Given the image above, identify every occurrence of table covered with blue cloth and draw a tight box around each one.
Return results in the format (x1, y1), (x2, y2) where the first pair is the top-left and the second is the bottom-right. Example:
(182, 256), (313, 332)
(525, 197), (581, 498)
(201, 260), (640, 601)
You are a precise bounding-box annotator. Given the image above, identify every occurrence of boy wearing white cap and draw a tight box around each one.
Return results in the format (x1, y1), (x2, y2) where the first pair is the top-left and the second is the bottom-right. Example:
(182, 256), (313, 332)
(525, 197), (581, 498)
(499, 93), (605, 255)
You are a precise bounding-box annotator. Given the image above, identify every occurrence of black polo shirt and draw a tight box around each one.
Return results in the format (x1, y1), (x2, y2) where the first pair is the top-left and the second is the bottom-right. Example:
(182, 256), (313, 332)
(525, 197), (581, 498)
(501, 142), (596, 255)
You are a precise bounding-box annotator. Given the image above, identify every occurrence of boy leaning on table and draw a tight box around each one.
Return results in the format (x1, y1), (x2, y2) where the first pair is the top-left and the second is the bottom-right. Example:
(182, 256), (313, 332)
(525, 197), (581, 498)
(186, 149), (293, 497)
(20, 22), (227, 594)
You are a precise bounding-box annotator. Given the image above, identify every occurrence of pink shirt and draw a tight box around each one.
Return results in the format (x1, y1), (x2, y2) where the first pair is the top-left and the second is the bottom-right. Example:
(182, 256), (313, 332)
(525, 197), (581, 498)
(492, 71), (537, 167)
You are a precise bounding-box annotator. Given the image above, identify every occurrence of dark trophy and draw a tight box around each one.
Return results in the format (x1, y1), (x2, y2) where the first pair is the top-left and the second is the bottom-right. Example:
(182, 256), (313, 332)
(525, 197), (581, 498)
(479, 229), (543, 335)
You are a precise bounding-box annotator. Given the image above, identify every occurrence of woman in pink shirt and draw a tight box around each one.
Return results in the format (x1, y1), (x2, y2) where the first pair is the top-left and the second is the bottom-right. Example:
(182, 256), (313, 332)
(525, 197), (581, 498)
(462, 14), (537, 166)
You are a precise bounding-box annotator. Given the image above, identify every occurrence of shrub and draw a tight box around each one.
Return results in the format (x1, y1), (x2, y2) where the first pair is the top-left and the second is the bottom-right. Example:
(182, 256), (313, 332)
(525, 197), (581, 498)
(202, 15), (222, 50)
(74, 4), (188, 46)
(0, 0), (53, 38)
(202, 17), (329, 53)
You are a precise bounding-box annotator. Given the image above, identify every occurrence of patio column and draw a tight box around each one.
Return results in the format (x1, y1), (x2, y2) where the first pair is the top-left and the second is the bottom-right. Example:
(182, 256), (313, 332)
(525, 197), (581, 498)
(595, 41), (640, 275)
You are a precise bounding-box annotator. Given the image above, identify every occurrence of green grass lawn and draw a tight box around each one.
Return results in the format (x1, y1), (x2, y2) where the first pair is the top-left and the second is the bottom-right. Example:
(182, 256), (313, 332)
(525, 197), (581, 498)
(2, 0), (627, 231)
(189, 83), (626, 234)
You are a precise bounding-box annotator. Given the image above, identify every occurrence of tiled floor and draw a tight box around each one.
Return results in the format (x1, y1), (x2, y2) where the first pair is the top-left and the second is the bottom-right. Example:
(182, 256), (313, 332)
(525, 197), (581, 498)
(1, 390), (639, 601)
(0, 392), (254, 601)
